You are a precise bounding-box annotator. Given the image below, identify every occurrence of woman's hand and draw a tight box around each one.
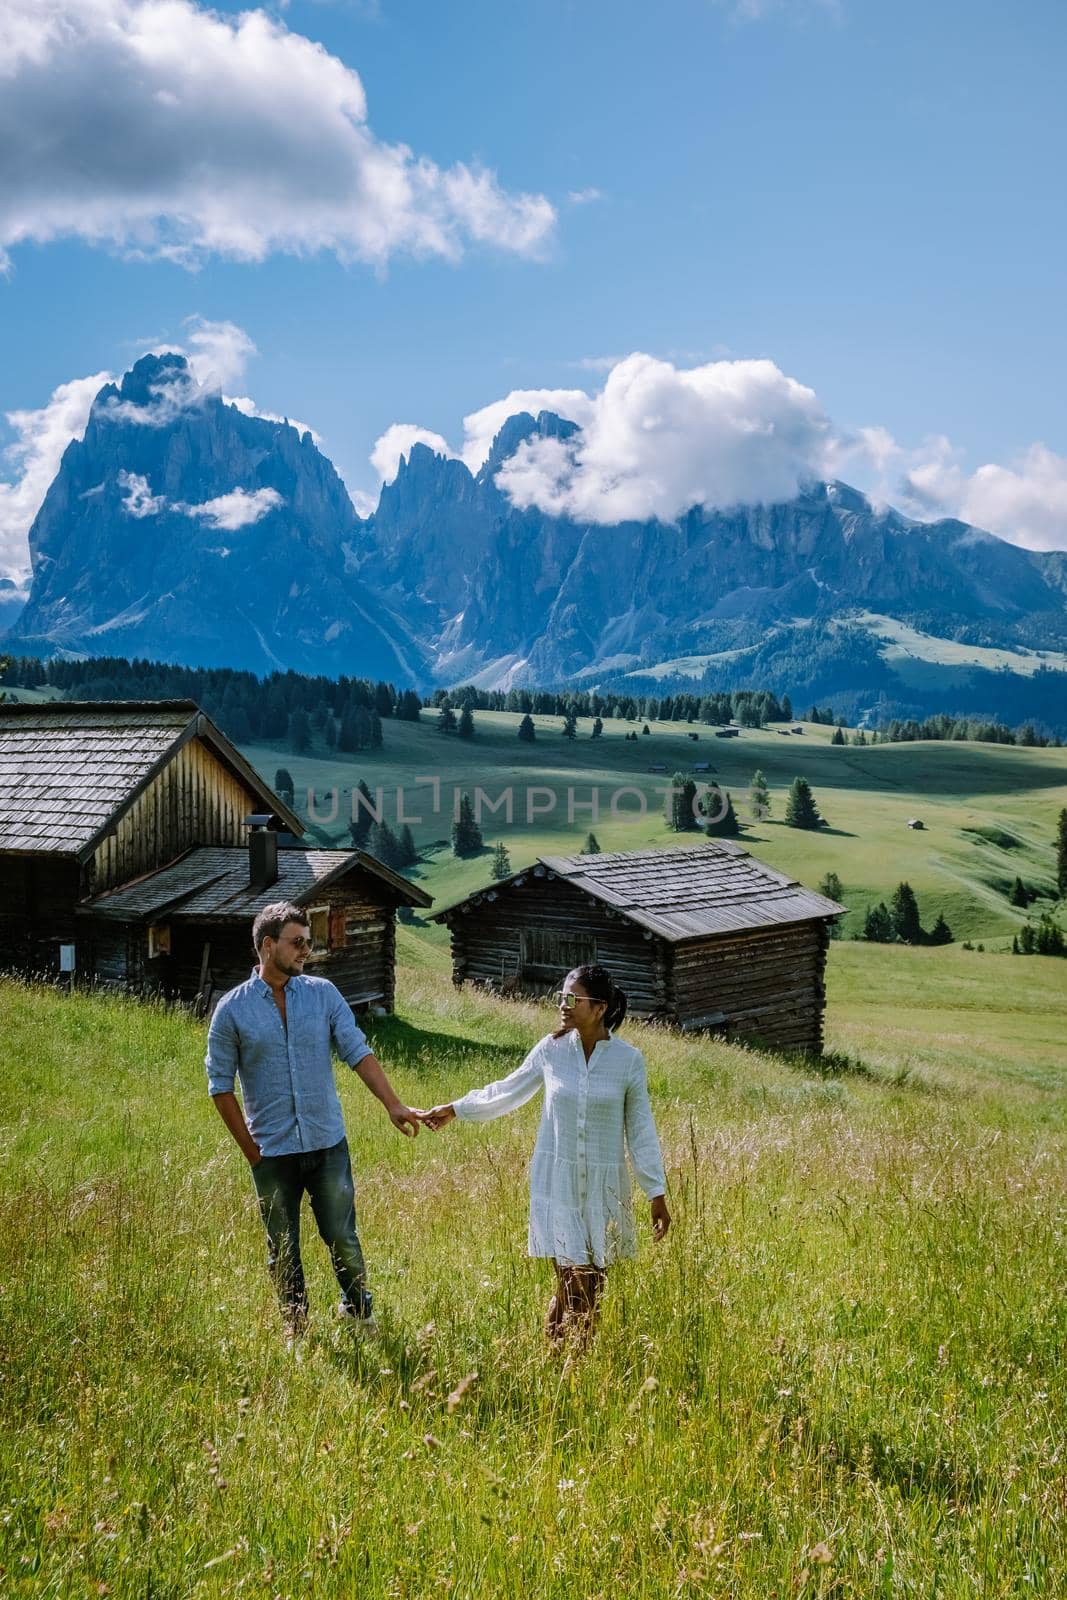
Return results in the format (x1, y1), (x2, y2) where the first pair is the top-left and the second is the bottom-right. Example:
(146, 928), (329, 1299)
(420, 1104), (456, 1132)
(651, 1194), (671, 1241)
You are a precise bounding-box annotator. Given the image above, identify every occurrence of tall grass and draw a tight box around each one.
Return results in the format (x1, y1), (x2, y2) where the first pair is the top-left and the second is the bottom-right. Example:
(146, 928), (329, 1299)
(1, 945), (1064, 1597)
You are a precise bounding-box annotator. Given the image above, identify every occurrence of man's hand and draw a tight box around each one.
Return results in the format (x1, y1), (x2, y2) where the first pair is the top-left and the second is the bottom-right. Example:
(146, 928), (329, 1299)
(419, 1104), (456, 1132)
(651, 1194), (671, 1241)
(388, 1103), (421, 1137)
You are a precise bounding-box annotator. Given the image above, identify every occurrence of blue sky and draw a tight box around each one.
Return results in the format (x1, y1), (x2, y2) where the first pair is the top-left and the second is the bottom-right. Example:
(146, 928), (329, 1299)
(2, 0), (1066, 577)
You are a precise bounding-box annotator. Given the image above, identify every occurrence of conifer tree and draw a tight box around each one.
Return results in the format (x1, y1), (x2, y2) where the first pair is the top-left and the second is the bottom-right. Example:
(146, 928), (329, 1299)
(831, 725), (846, 746)
(518, 714), (536, 742)
(398, 824), (419, 868)
(274, 767), (295, 801)
(591, 717), (603, 738)
(369, 819), (401, 869)
(891, 881), (923, 944)
(669, 773), (699, 832)
(349, 779), (377, 848)
(581, 831), (601, 854)
(749, 769), (771, 820)
(452, 793), (483, 857)
(819, 871), (843, 901)
(863, 903), (895, 942)
(561, 711), (577, 739)
(1010, 876), (1030, 908)
(701, 785), (740, 837)
(784, 776), (823, 830)
(928, 912), (953, 945)
(287, 708), (311, 753)
(458, 705), (475, 739)
(490, 841), (512, 881)
(437, 701), (458, 734)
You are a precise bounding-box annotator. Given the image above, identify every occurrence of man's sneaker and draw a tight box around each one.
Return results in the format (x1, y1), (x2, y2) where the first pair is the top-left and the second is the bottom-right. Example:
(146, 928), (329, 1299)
(337, 1295), (378, 1338)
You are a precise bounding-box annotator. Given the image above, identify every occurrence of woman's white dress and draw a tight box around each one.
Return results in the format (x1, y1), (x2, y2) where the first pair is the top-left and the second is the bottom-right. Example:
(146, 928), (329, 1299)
(452, 1028), (666, 1268)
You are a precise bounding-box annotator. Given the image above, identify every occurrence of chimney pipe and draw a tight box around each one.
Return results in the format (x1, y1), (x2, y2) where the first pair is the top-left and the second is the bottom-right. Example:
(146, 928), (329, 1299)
(244, 814), (280, 892)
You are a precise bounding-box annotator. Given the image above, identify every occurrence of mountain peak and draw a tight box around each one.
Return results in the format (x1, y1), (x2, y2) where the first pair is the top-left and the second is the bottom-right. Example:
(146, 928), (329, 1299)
(115, 351), (190, 407)
(479, 409), (580, 480)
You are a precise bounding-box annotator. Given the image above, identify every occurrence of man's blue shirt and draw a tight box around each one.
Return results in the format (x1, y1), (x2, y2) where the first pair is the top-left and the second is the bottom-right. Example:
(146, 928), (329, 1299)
(206, 970), (374, 1156)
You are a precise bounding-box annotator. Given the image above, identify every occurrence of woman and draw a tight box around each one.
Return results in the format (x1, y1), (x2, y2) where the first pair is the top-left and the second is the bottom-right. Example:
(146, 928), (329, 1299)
(422, 963), (670, 1342)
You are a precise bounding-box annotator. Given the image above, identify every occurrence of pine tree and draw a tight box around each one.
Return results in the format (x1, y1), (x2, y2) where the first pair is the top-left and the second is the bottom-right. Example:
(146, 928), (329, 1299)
(581, 831), (601, 854)
(287, 707), (311, 753)
(458, 705), (475, 739)
(1035, 914), (1066, 956)
(891, 881), (924, 945)
(669, 773), (699, 832)
(452, 793), (483, 858)
(370, 711), (383, 749)
(561, 712), (577, 739)
(831, 725), (846, 746)
(591, 717), (603, 739)
(703, 787), (740, 837)
(749, 769), (771, 821)
(1018, 923), (1036, 954)
(819, 871), (843, 901)
(437, 702), (458, 734)
(863, 903), (895, 942)
(781, 694), (793, 721)
(398, 824), (419, 867)
(349, 779), (377, 848)
(928, 912), (953, 945)
(641, 723), (650, 736)
(274, 767), (295, 800)
(490, 841), (512, 881)
(784, 776), (822, 830)
(1057, 808), (1067, 898)
(518, 713), (536, 742)
(1010, 876), (1030, 908)
(369, 820), (401, 869)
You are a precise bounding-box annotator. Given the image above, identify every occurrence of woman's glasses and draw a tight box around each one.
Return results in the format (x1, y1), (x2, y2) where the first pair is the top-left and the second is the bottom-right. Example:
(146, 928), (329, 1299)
(554, 990), (592, 1009)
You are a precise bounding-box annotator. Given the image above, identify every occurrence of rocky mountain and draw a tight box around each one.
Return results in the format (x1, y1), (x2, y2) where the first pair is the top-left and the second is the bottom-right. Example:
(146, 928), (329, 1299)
(7, 354), (419, 681)
(6, 369), (1067, 726)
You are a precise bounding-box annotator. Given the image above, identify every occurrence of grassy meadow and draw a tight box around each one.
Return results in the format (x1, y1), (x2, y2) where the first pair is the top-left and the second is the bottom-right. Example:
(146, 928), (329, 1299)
(2, 927), (1064, 1598)
(241, 710), (1067, 946)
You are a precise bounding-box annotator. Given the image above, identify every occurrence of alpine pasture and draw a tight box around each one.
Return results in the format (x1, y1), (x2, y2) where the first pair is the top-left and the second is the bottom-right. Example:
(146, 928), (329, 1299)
(2, 711), (1064, 1597)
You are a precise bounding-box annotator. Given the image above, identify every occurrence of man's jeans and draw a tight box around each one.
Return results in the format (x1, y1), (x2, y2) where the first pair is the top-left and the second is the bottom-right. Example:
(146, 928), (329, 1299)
(250, 1137), (369, 1319)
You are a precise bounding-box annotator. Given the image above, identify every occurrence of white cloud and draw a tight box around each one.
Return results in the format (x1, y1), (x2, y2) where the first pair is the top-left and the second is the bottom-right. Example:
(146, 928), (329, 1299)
(183, 319), (257, 393)
(117, 469), (166, 518)
(180, 487), (283, 531)
(492, 354), (832, 523)
(907, 442), (1067, 553)
(0, 0), (555, 273)
(370, 424), (454, 483)
(567, 188), (604, 205)
(227, 396), (322, 445)
(0, 370), (109, 582)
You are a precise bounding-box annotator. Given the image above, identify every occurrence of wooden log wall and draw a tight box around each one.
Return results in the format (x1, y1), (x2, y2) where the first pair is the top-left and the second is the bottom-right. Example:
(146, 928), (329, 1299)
(673, 919), (830, 1053)
(0, 855), (81, 975)
(88, 739), (259, 895)
(445, 877), (673, 1017)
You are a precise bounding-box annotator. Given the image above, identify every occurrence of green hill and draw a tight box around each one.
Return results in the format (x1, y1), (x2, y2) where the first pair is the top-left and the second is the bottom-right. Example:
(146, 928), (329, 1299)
(243, 711), (1067, 946)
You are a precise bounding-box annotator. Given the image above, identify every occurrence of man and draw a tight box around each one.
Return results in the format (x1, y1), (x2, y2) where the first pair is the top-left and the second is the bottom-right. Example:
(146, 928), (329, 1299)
(206, 900), (419, 1340)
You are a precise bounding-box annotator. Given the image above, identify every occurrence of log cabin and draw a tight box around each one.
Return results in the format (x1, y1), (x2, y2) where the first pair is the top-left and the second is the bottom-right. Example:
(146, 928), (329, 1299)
(431, 842), (844, 1053)
(0, 699), (430, 1011)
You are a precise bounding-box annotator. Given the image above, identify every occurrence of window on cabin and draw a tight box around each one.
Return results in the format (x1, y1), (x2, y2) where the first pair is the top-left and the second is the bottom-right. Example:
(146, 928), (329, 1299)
(307, 905), (330, 954)
(520, 928), (597, 980)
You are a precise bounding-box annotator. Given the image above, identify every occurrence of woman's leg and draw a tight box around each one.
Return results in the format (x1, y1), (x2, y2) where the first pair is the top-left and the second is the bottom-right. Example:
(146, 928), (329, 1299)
(548, 1264), (606, 1344)
(544, 1260), (567, 1343)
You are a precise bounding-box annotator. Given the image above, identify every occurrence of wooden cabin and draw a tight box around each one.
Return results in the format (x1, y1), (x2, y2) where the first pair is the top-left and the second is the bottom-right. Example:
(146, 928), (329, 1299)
(0, 699), (430, 1011)
(80, 838), (431, 1013)
(432, 842), (844, 1053)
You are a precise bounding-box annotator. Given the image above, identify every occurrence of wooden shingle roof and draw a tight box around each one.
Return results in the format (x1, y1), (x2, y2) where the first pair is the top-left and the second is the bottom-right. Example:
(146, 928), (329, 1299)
(0, 699), (303, 855)
(81, 846), (433, 921)
(434, 842), (844, 942)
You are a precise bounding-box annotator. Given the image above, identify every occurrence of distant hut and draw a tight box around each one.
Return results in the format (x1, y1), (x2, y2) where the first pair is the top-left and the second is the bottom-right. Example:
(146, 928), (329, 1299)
(432, 842), (844, 1053)
(907, 818), (925, 830)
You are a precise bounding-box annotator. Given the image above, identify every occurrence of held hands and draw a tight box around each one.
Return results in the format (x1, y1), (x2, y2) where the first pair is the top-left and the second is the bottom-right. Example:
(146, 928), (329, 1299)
(651, 1194), (671, 1241)
(416, 1104), (456, 1132)
(388, 1104), (422, 1137)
